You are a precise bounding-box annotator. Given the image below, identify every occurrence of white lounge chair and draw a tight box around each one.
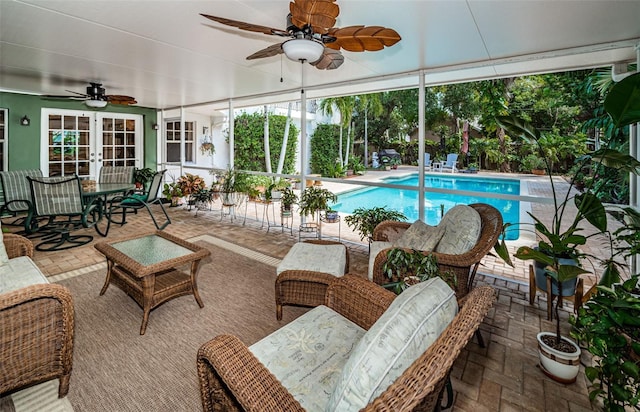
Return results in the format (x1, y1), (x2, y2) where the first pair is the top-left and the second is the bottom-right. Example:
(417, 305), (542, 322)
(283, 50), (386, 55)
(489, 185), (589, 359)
(441, 153), (459, 173)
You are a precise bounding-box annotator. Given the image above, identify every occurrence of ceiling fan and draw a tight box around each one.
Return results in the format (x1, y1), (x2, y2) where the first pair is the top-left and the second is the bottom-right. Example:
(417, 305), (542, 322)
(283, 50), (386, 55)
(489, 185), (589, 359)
(43, 82), (137, 108)
(201, 0), (401, 70)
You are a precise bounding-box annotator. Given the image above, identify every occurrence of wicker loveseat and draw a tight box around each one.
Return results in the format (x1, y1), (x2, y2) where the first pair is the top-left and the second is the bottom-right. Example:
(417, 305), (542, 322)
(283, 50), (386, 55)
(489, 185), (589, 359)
(370, 203), (503, 298)
(197, 274), (495, 411)
(0, 233), (74, 400)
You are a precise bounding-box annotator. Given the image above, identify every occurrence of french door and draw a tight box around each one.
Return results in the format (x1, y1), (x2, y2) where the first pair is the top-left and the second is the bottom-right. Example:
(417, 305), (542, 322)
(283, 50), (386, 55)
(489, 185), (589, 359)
(41, 109), (142, 178)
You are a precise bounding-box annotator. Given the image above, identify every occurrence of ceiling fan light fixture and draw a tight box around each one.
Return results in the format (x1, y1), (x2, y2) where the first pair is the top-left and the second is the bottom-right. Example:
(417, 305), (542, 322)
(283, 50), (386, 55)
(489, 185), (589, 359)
(282, 39), (324, 63)
(85, 99), (107, 108)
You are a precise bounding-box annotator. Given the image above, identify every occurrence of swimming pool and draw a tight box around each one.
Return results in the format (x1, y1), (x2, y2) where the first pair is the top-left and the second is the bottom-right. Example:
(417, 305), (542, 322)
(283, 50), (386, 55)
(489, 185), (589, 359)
(333, 174), (520, 240)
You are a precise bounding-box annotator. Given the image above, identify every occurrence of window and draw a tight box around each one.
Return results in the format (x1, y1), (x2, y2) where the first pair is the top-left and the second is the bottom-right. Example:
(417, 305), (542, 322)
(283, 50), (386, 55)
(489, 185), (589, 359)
(165, 120), (194, 163)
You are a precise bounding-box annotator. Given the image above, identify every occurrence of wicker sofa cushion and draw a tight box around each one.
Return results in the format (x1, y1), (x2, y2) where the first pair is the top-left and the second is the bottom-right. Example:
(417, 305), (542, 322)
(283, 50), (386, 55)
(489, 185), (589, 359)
(0, 256), (48, 294)
(367, 241), (392, 281)
(327, 277), (458, 411)
(394, 219), (445, 251)
(277, 242), (347, 277)
(250, 305), (366, 411)
(435, 205), (482, 255)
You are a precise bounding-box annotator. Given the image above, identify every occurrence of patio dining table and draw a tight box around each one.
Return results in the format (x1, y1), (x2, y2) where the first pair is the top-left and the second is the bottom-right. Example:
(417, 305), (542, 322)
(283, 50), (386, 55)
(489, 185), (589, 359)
(82, 182), (135, 236)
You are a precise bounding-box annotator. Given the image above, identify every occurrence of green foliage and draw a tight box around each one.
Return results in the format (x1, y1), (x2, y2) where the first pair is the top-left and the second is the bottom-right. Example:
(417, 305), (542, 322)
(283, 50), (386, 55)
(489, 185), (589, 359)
(310, 123), (341, 175)
(134, 167), (155, 187)
(343, 206), (407, 242)
(347, 155), (366, 174)
(520, 154), (545, 172)
(381, 248), (456, 294)
(280, 187), (298, 207)
(299, 186), (337, 217)
(162, 182), (182, 199)
(214, 168), (250, 193)
(231, 112), (298, 173)
(571, 275), (640, 411)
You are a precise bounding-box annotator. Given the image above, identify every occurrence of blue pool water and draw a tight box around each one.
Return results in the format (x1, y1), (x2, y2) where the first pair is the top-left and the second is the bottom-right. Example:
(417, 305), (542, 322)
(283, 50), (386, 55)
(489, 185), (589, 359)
(333, 174), (520, 240)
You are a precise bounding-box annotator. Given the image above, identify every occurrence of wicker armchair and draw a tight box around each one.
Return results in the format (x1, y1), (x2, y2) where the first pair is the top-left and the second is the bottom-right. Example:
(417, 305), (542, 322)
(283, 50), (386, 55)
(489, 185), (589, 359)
(0, 233), (75, 399)
(371, 203), (503, 298)
(197, 275), (496, 412)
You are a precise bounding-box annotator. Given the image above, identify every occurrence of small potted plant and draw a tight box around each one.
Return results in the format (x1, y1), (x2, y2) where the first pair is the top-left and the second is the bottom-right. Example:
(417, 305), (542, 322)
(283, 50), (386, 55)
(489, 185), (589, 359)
(280, 187), (298, 215)
(134, 167), (155, 190)
(344, 206), (407, 243)
(177, 173), (206, 198)
(299, 186), (337, 219)
(381, 248), (456, 294)
(324, 207), (339, 223)
(162, 182), (183, 207)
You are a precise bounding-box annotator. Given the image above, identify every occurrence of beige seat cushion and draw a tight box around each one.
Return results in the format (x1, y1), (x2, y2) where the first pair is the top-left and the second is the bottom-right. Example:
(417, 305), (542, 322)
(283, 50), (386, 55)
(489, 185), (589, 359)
(0, 256), (49, 294)
(277, 242), (347, 277)
(435, 205), (482, 255)
(250, 305), (366, 411)
(327, 277), (458, 411)
(0, 380), (73, 412)
(367, 241), (392, 281)
(393, 220), (445, 251)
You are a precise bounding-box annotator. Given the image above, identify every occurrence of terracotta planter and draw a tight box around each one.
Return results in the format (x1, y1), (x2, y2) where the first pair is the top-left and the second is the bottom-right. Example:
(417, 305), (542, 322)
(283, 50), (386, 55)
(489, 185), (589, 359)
(531, 169), (546, 175)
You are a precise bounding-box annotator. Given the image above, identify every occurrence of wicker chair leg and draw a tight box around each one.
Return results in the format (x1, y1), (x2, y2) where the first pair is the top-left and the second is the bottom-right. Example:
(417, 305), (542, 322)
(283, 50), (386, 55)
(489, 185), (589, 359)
(276, 303), (283, 321)
(58, 374), (71, 398)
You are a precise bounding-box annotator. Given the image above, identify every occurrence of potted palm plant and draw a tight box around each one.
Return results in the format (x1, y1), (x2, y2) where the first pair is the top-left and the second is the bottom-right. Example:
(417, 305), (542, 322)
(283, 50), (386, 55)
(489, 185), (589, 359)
(495, 71), (640, 384)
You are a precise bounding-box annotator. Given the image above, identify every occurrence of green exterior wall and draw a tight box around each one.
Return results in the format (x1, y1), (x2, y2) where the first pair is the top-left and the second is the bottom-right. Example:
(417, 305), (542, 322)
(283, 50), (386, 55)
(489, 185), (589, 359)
(0, 92), (158, 171)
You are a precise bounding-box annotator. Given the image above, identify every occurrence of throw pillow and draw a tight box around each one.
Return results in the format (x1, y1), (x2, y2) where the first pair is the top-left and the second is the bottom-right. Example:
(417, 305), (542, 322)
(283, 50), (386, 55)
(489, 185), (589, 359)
(367, 241), (392, 281)
(393, 219), (445, 251)
(0, 220), (10, 265)
(435, 205), (482, 255)
(327, 277), (458, 411)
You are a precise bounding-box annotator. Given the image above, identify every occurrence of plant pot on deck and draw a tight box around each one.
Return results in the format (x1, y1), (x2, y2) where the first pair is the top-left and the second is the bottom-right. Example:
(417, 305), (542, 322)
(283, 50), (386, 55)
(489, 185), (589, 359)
(534, 259), (578, 297)
(537, 332), (581, 384)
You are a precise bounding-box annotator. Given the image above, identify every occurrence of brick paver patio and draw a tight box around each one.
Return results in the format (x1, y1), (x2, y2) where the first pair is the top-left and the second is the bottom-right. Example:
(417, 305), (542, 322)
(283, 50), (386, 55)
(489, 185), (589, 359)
(15, 169), (610, 411)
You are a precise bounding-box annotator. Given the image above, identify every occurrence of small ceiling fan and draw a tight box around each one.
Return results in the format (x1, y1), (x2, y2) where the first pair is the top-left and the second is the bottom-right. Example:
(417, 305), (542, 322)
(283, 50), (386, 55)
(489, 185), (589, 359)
(43, 82), (137, 108)
(201, 0), (401, 70)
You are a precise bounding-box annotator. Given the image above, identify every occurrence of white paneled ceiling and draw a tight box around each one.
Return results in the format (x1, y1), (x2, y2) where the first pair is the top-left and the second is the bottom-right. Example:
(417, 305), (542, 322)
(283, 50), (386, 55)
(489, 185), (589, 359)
(1, 0), (639, 111)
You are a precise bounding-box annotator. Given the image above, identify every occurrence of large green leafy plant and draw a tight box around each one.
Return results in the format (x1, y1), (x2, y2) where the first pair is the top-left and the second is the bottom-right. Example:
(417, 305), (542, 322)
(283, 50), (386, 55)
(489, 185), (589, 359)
(569, 72), (640, 411)
(494, 72), (640, 345)
(571, 275), (640, 411)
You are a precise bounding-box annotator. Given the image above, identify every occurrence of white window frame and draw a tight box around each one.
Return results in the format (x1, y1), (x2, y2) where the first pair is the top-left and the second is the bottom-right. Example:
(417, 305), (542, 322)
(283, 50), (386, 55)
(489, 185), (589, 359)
(0, 108), (7, 171)
(165, 119), (195, 164)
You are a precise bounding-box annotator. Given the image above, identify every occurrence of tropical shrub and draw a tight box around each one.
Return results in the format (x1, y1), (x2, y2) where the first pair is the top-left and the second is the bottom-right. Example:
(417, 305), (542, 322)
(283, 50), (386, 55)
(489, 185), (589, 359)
(231, 112), (298, 173)
(310, 123), (341, 176)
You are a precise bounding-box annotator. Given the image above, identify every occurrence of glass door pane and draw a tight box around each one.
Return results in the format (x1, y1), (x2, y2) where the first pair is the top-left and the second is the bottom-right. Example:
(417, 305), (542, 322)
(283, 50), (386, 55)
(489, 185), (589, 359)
(97, 113), (141, 170)
(45, 111), (92, 177)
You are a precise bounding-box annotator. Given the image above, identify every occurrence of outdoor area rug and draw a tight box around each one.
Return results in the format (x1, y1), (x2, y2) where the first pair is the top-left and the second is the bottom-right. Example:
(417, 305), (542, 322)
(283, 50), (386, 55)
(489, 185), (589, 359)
(54, 236), (308, 412)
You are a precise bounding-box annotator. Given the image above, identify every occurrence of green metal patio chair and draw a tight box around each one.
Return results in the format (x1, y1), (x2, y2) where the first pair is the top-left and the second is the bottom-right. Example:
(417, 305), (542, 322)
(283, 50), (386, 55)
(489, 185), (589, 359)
(26, 175), (102, 251)
(108, 170), (171, 230)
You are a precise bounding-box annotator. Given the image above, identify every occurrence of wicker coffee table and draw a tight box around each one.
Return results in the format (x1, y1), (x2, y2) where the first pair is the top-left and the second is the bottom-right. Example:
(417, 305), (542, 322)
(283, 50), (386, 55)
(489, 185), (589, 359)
(94, 230), (211, 334)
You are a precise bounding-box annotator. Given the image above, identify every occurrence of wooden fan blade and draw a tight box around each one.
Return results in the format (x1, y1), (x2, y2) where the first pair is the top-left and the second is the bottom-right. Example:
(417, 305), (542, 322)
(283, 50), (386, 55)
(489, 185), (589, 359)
(289, 0), (339, 34)
(200, 13), (289, 36)
(246, 43), (285, 60)
(106, 95), (137, 105)
(311, 48), (344, 70)
(326, 26), (401, 52)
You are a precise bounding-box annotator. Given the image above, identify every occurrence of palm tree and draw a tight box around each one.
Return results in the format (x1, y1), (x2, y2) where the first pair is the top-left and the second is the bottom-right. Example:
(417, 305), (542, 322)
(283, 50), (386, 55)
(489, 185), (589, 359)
(319, 96), (356, 167)
(355, 93), (383, 167)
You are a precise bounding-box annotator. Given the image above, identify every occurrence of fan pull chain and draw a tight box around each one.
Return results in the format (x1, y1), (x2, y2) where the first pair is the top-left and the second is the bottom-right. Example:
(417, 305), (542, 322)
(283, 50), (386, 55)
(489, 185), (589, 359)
(280, 55), (283, 83)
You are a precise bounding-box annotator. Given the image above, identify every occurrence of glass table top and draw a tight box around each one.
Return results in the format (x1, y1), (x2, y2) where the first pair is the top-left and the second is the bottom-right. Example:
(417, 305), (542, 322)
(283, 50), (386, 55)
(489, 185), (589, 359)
(111, 234), (193, 266)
